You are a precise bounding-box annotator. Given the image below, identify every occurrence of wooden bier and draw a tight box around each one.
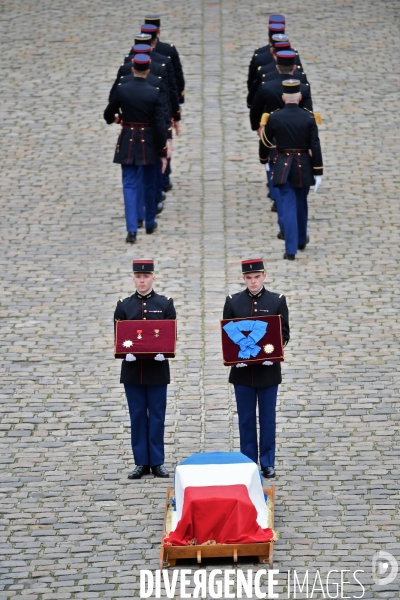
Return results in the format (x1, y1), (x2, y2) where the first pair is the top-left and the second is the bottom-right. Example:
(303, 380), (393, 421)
(159, 485), (275, 571)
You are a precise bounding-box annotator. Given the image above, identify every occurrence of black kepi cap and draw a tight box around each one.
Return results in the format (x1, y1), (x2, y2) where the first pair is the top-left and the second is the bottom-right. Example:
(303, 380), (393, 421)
(276, 50), (296, 65)
(282, 79), (301, 93)
(133, 259), (155, 273)
(269, 14), (285, 24)
(134, 32), (152, 45)
(241, 258), (265, 273)
(132, 44), (151, 55)
(269, 22), (285, 34)
(133, 55), (151, 71)
(141, 23), (158, 39)
(145, 14), (161, 27)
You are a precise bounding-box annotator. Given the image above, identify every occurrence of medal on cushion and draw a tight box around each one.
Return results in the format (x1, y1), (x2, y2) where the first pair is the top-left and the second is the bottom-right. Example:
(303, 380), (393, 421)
(122, 340), (134, 348)
(263, 344), (274, 354)
(154, 329), (160, 338)
(137, 330), (142, 340)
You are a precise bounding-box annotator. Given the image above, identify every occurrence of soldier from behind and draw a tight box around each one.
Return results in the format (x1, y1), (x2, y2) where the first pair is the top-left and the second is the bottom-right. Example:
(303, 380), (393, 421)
(144, 14), (185, 106)
(250, 52), (313, 240)
(261, 80), (324, 260)
(223, 259), (290, 479)
(247, 20), (286, 91)
(104, 55), (167, 243)
(114, 259), (176, 479)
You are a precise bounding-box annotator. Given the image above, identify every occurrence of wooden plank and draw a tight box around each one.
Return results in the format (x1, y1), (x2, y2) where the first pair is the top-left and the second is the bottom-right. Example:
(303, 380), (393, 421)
(159, 487), (171, 571)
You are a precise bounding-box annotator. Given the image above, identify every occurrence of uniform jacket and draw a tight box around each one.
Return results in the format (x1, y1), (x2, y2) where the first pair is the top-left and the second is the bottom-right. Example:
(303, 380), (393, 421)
(147, 50), (180, 120)
(155, 39), (185, 104)
(104, 77), (167, 165)
(250, 75), (313, 130)
(115, 73), (172, 136)
(114, 290), (176, 385)
(248, 46), (302, 91)
(247, 64), (308, 108)
(261, 104), (323, 187)
(223, 287), (289, 388)
(109, 59), (168, 101)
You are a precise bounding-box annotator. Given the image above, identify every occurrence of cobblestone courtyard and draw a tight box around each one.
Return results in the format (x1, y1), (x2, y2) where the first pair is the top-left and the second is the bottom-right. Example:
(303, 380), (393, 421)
(1, 0), (400, 597)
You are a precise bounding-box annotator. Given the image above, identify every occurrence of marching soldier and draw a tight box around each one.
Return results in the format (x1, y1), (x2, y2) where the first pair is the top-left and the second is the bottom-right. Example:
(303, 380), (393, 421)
(223, 259), (290, 478)
(114, 259), (176, 479)
(144, 14), (185, 106)
(261, 79), (324, 259)
(247, 20), (285, 91)
(104, 54), (167, 242)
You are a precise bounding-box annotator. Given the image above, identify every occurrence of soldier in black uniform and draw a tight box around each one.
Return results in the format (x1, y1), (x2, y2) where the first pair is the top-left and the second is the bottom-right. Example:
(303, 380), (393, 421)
(247, 20), (285, 91)
(104, 55), (167, 243)
(144, 14), (185, 193)
(144, 14), (185, 105)
(114, 259), (176, 479)
(247, 36), (306, 108)
(251, 52), (313, 239)
(223, 259), (290, 478)
(261, 80), (324, 260)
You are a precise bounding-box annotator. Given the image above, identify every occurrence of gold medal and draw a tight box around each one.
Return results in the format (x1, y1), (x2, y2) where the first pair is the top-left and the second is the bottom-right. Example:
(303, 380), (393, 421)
(263, 344), (274, 354)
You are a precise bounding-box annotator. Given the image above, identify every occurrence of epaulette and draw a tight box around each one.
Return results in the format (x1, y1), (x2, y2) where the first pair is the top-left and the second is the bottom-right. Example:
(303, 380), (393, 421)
(278, 293), (284, 299)
(118, 297), (123, 303)
(170, 44), (174, 47)
(167, 297), (171, 300)
(229, 294), (232, 299)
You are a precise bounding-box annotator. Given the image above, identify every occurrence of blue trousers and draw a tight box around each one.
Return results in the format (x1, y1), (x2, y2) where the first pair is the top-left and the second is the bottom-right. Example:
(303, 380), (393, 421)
(267, 161), (284, 232)
(234, 384), (278, 468)
(124, 384), (167, 467)
(277, 180), (309, 255)
(121, 163), (157, 231)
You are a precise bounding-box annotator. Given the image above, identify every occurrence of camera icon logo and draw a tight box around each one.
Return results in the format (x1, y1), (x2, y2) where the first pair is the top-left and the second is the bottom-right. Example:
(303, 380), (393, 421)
(372, 550), (398, 586)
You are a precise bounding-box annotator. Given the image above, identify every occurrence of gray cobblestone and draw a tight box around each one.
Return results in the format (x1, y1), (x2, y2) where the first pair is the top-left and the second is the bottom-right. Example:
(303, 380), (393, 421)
(0, 0), (400, 597)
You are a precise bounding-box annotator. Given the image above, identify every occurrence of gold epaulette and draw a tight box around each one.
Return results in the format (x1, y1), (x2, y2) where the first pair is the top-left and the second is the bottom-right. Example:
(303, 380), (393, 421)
(260, 112), (270, 126)
(314, 112), (322, 125)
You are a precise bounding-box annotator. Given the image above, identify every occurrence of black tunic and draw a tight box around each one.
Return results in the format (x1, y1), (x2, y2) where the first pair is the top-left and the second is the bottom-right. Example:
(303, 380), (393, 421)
(250, 75), (313, 131)
(260, 104), (324, 187)
(247, 63), (309, 108)
(103, 77), (167, 165)
(114, 290), (176, 385)
(223, 287), (289, 388)
(154, 40), (185, 104)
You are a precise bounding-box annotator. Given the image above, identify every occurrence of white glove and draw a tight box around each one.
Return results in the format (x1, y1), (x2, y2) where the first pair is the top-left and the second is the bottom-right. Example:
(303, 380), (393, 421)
(314, 175), (322, 192)
(262, 361), (274, 366)
(264, 163), (270, 172)
(236, 363), (248, 368)
(125, 354), (136, 362)
(154, 353), (166, 361)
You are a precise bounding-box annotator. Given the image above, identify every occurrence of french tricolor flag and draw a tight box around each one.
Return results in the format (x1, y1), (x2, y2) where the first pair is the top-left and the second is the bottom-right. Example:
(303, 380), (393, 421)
(164, 452), (274, 546)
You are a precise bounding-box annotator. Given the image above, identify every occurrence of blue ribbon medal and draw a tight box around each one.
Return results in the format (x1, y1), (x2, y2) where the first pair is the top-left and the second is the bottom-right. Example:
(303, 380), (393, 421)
(223, 320), (268, 359)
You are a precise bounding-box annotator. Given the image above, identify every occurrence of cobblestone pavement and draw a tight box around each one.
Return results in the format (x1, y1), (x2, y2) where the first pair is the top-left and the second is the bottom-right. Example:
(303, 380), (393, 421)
(1, 0), (400, 598)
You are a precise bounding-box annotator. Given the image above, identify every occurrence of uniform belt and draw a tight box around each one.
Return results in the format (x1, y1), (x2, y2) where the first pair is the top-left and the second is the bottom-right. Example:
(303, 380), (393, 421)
(121, 121), (151, 128)
(278, 149), (309, 154)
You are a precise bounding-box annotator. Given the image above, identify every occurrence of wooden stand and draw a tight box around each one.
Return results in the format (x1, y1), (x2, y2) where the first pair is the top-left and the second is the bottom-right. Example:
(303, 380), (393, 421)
(159, 485), (275, 571)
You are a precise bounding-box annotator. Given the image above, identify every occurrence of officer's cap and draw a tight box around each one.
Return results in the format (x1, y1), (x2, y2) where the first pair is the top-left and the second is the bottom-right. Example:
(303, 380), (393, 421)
(134, 33), (152, 45)
(145, 14), (161, 27)
(242, 259), (265, 274)
(133, 54), (151, 71)
(133, 259), (155, 273)
(132, 44), (152, 55)
(276, 50), (296, 65)
(269, 22), (285, 35)
(141, 23), (158, 39)
(269, 14), (285, 24)
(282, 79), (301, 94)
